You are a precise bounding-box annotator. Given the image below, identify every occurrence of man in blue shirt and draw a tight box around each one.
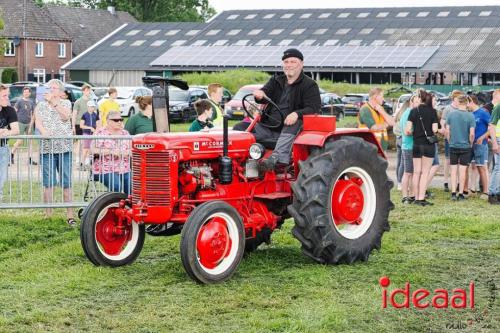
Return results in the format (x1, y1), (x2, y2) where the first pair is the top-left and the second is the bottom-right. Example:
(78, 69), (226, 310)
(468, 95), (490, 198)
(446, 95), (475, 201)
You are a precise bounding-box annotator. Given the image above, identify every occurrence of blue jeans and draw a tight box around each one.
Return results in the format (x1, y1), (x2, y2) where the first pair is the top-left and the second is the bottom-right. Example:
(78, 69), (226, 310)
(41, 152), (72, 188)
(94, 172), (130, 196)
(472, 143), (488, 166)
(489, 138), (500, 195)
(0, 146), (9, 198)
(396, 136), (403, 183)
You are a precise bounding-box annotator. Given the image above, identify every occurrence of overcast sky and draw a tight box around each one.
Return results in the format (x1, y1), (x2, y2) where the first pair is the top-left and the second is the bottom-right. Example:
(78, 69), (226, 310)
(209, 0), (499, 12)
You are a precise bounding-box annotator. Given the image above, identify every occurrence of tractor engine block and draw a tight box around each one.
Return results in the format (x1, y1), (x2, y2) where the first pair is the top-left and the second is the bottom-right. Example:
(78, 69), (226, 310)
(179, 161), (214, 195)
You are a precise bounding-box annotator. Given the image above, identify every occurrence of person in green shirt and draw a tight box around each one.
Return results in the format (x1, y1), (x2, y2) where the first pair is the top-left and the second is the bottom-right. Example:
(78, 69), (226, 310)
(72, 84), (92, 135)
(357, 87), (395, 150)
(189, 99), (214, 132)
(72, 84), (92, 163)
(125, 96), (154, 135)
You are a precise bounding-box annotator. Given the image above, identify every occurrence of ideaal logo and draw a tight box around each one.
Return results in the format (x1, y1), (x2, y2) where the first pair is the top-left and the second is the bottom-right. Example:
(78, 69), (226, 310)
(379, 276), (474, 309)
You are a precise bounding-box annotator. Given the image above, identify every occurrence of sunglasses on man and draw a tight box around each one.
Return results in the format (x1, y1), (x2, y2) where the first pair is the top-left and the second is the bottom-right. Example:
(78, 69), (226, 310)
(110, 118), (124, 122)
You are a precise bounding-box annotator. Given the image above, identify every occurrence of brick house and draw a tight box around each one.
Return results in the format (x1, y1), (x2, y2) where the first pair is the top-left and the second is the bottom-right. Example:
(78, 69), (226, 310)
(0, 0), (72, 82)
(0, 0), (136, 83)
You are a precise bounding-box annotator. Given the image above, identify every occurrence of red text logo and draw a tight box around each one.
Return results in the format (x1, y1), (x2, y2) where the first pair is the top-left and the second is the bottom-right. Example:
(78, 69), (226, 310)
(380, 276), (474, 309)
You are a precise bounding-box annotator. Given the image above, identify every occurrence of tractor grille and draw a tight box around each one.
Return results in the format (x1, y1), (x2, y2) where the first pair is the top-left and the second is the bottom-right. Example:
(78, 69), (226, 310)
(132, 151), (171, 206)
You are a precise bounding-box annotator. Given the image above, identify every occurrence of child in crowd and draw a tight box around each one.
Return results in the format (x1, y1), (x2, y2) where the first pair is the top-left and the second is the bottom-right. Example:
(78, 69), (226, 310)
(189, 99), (214, 132)
(80, 100), (100, 166)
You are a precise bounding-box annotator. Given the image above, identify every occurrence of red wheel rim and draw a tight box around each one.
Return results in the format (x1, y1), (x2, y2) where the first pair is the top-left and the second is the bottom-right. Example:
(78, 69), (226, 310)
(196, 217), (232, 269)
(329, 167), (377, 240)
(331, 177), (365, 226)
(95, 207), (132, 256)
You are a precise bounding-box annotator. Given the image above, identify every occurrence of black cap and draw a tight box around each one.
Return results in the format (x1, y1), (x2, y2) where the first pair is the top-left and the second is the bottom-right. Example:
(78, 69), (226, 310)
(282, 48), (304, 61)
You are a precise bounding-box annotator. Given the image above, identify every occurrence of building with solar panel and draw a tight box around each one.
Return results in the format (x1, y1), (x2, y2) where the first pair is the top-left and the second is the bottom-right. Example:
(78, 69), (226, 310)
(62, 6), (500, 87)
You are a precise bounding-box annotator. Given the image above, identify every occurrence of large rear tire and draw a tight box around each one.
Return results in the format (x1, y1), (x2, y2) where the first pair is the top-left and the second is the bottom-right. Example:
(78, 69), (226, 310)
(80, 192), (145, 266)
(180, 201), (245, 284)
(288, 137), (393, 264)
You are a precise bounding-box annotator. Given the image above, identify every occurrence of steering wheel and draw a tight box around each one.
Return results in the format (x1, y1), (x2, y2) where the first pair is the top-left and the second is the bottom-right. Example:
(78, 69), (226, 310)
(242, 94), (284, 129)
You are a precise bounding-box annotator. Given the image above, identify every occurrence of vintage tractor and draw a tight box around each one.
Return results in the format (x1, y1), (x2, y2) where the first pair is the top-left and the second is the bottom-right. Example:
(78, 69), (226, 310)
(80, 79), (393, 284)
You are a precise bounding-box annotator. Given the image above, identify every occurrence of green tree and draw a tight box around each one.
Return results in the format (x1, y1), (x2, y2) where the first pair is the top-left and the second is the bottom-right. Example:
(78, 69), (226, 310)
(1, 68), (19, 83)
(80, 0), (215, 22)
(0, 11), (5, 55)
(35, 0), (71, 6)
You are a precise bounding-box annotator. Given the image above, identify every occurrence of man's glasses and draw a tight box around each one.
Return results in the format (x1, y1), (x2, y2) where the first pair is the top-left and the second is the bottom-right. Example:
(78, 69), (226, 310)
(110, 119), (124, 122)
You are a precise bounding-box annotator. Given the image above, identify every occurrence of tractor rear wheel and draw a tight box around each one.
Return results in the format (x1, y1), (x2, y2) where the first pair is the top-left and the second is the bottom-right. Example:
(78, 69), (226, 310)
(80, 192), (145, 266)
(288, 137), (393, 264)
(180, 201), (245, 284)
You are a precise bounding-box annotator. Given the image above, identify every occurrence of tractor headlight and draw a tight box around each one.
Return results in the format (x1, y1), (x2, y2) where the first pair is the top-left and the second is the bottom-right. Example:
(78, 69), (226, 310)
(249, 143), (265, 160)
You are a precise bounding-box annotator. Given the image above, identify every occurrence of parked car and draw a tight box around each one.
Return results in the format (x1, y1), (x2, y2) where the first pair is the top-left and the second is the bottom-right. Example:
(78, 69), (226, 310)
(92, 87), (108, 101)
(12, 81), (38, 85)
(190, 85), (232, 109)
(168, 87), (208, 122)
(32, 83), (83, 107)
(98, 87), (152, 117)
(320, 93), (345, 119)
(427, 90), (448, 99)
(63, 84), (84, 106)
(225, 84), (263, 120)
(428, 90), (451, 112)
(319, 87), (327, 102)
(396, 93), (412, 114)
(68, 81), (93, 88)
(341, 93), (369, 116)
(382, 100), (394, 115)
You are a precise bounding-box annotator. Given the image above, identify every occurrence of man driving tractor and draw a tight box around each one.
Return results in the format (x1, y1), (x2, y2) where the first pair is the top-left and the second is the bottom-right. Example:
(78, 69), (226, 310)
(252, 48), (321, 172)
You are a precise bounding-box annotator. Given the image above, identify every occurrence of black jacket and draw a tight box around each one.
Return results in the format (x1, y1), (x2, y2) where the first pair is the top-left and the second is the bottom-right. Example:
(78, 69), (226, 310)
(258, 72), (321, 126)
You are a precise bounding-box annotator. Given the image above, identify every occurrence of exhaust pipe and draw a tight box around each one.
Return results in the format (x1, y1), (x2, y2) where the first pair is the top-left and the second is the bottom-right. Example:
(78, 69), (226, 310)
(219, 115), (232, 184)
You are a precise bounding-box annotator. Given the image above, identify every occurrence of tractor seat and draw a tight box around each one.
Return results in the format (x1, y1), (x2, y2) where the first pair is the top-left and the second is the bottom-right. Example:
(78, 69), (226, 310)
(258, 138), (277, 150)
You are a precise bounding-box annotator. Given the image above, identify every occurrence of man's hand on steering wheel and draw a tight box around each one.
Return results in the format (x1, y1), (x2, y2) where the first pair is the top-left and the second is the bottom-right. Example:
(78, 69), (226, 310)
(253, 89), (266, 100)
(242, 93), (284, 130)
(284, 112), (299, 126)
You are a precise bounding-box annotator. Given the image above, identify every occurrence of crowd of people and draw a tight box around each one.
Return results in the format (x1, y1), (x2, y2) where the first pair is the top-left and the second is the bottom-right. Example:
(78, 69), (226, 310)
(1, 56), (499, 230)
(386, 88), (500, 206)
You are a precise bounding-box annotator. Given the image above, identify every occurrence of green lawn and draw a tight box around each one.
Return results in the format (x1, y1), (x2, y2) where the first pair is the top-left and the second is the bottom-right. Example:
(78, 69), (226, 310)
(0, 189), (498, 332)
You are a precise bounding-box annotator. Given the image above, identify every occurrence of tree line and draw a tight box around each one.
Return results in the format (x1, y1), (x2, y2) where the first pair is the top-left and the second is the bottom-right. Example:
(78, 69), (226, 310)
(35, 0), (216, 22)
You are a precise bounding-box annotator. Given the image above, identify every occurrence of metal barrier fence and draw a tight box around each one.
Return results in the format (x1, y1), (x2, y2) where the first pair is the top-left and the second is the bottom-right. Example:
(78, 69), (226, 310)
(0, 135), (132, 210)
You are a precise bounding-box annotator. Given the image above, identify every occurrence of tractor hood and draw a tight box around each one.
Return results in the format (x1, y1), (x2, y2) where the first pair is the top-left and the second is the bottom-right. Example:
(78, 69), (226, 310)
(132, 130), (256, 161)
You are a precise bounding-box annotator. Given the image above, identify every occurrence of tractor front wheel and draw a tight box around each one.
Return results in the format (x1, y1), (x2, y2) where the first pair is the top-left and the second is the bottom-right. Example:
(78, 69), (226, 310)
(180, 201), (245, 284)
(288, 137), (393, 264)
(80, 192), (145, 266)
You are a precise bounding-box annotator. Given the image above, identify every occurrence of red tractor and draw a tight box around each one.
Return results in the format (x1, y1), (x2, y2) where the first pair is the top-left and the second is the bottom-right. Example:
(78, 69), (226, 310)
(80, 86), (393, 284)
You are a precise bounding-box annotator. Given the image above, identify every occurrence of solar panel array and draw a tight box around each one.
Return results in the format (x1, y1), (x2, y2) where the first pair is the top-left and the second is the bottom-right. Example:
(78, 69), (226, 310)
(64, 6), (500, 73)
(150, 45), (439, 69)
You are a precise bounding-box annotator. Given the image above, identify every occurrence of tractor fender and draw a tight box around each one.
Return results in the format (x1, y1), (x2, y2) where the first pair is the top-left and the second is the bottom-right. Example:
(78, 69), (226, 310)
(293, 129), (386, 159)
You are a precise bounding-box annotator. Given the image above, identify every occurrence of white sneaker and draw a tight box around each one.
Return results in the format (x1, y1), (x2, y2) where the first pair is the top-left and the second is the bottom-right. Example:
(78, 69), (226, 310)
(397, 183), (402, 191)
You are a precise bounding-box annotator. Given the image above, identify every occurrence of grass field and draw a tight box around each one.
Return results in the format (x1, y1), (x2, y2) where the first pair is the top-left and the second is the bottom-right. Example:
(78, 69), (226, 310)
(0, 188), (498, 332)
(0, 115), (498, 332)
